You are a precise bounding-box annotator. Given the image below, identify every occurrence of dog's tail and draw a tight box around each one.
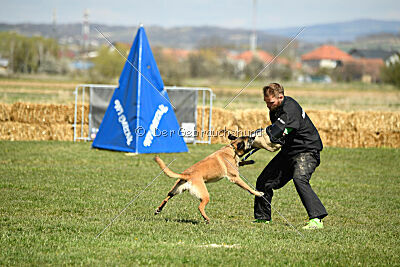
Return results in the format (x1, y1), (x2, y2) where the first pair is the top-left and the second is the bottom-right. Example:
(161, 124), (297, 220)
(154, 156), (190, 180)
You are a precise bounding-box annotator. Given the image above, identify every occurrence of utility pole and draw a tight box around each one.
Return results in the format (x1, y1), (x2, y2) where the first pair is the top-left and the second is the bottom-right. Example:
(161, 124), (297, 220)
(82, 9), (90, 56)
(52, 8), (57, 41)
(250, 0), (257, 52)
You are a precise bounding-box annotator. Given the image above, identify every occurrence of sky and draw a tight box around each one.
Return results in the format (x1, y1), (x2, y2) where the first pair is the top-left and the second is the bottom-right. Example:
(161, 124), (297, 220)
(1, 0), (399, 29)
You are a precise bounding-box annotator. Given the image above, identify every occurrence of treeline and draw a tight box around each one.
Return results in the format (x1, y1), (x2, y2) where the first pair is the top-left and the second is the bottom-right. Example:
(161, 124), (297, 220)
(89, 45), (293, 85)
(0, 32), (69, 74)
(1, 32), (399, 88)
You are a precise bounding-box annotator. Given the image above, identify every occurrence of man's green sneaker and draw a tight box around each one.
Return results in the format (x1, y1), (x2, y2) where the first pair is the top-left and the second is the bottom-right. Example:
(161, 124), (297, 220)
(252, 219), (270, 224)
(302, 218), (323, 229)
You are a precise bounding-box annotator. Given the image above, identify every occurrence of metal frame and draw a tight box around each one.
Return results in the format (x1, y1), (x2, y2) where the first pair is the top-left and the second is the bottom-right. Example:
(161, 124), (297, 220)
(73, 84), (214, 144)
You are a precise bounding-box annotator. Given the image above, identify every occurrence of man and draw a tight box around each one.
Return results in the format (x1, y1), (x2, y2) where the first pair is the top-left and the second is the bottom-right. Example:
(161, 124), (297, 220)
(253, 83), (327, 229)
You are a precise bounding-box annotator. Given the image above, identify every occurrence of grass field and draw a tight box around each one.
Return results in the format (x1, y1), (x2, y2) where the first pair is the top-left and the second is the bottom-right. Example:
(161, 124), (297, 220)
(1, 141), (399, 265)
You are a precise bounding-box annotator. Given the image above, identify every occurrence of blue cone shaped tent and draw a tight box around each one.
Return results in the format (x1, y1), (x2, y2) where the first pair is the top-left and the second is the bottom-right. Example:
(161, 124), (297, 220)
(92, 26), (188, 153)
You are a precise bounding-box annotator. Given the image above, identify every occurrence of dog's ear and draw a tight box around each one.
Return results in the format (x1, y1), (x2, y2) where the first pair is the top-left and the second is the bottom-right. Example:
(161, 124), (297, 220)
(228, 134), (237, 140)
(237, 141), (244, 151)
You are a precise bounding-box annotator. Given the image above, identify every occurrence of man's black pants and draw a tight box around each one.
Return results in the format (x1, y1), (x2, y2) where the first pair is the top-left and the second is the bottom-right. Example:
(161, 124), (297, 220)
(254, 151), (328, 221)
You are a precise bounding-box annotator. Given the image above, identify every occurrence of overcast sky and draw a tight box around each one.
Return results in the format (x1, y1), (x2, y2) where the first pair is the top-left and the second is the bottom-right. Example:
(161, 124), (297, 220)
(1, 0), (399, 29)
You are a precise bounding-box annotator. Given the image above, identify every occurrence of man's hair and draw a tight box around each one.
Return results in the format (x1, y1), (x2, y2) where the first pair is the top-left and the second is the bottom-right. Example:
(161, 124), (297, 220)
(263, 83), (284, 97)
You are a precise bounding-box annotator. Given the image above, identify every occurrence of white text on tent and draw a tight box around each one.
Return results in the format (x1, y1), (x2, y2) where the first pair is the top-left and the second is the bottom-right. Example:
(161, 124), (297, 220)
(114, 99), (133, 146)
(143, 104), (169, 147)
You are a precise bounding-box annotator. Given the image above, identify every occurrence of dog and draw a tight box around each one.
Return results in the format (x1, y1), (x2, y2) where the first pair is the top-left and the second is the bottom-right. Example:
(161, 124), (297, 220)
(154, 135), (264, 223)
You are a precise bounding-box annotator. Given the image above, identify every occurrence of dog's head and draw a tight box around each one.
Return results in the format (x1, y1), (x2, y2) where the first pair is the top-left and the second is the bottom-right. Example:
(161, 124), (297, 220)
(228, 134), (255, 157)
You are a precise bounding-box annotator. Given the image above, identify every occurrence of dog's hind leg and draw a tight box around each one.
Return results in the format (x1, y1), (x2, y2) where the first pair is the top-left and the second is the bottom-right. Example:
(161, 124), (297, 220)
(192, 181), (210, 223)
(155, 179), (186, 215)
(198, 197), (210, 223)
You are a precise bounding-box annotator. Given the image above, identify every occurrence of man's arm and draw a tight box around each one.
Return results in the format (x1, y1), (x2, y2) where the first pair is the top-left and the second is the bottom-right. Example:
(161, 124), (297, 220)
(266, 124), (294, 144)
(267, 110), (297, 144)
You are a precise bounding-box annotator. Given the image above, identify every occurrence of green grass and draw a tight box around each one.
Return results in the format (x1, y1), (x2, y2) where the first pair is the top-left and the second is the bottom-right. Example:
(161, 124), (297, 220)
(1, 141), (399, 265)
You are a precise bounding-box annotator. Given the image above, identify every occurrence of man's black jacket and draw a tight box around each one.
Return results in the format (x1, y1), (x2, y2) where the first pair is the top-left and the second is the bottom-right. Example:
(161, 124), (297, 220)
(269, 96), (323, 156)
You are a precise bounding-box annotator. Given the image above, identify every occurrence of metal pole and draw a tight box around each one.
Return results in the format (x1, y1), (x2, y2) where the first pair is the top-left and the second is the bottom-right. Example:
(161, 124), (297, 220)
(81, 86), (85, 141)
(88, 86), (92, 141)
(208, 90), (213, 144)
(73, 87), (78, 142)
(202, 90), (206, 142)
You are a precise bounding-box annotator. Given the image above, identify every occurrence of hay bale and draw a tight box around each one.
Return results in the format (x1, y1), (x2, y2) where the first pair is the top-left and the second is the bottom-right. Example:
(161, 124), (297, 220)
(2, 102), (399, 147)
(65, 104), (90, 124)
(196, 107), (236, 143)
(0, 103), (11, 121)
(9, 103), (89, 124)
(319, 129), (400, 148)
(195, 107), (400, 147)
(234, 109), (270, 130)
(308, 110), (400, 132)
(0, 121), (88, 141)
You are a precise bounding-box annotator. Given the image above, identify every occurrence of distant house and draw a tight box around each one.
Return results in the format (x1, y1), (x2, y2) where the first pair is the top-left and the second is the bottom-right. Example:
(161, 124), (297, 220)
(0, 57), (9, 75)
(385, 52), (400, 66)
(348, 49), (399, 66)
(345, 49), (400, 82)
(300, 45), (389, 82)
(162, 48), (191, 61)
(301, 45), (353, 69)
(0, 58), (8, 68)
(344, 58), (384, 82)
(228, 50), (289, 71)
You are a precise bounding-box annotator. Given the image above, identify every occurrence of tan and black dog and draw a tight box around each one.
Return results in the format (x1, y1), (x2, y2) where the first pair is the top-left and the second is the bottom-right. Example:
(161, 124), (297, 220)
(154, 135), (264, 223)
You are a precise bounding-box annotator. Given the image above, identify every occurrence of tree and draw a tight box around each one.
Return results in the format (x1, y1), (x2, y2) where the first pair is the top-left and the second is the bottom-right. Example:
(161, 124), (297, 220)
(0, 32), (59, 74)
(269, 64), (293, 81)
(90, 44), (127, 83)
(187, 50), (219, 78)
(381, 61), (400, 88)
(243, 58), (265, 80)
(153, 47), (189, 86)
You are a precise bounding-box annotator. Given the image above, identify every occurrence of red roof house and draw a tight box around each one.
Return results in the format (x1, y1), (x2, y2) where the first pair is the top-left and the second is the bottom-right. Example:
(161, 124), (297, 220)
(302, 45), (353, 61)
(301, 45), (353, 70)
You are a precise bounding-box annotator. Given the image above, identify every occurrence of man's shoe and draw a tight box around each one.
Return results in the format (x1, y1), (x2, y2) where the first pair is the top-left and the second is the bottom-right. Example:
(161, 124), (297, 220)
(302, 218), (323, 229)
(252, 219), (270, 224)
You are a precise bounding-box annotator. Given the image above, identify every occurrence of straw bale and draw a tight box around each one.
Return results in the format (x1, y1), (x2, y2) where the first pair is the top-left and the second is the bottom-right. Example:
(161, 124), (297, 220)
(0, 122), (88, 141)
(9, 102), (89, 124)
(196, 107), (400, 147)
(1, 103), (399, 147)
(0, 103), (11, 121)
(233, 109), (271, 130)
(64, 104), (90, 124)
(308, 110), (400, 132)
(319, 129), (400, 148)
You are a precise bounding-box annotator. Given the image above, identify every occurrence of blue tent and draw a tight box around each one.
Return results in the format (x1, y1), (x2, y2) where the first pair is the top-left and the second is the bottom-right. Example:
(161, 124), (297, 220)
(92, 26), (188, 153)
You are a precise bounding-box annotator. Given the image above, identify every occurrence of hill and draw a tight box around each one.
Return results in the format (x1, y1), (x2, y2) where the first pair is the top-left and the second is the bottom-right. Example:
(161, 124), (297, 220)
(1, 19), (400, 49)
(266, 19), (400, 43)
(0, 23), (289, 50)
